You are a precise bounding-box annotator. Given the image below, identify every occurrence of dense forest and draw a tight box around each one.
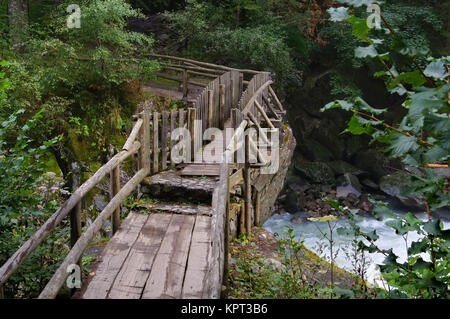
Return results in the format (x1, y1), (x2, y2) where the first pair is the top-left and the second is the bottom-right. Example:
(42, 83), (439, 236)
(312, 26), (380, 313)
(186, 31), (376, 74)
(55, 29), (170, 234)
(0, 0), (448, 300)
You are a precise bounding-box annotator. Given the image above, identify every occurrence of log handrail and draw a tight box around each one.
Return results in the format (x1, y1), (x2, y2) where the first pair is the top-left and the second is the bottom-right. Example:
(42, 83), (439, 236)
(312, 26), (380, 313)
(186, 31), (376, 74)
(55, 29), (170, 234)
(39, 167), (150, 299)
(0, 141), (142, 287)
(147, 53), (262, 76)
(241, 80), (273, 114)
(0, 105), (151, 296)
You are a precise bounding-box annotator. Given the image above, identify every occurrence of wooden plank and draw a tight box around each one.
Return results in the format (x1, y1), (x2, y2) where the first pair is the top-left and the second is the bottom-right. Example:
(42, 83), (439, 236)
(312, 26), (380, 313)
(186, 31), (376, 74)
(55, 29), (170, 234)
(181, 215), (212, 298)
(219, 84), (225, 129)
(40, 168), (149, 299)
(137, 203), (213, 216)
(153, 112), (159, 173)
(81, 213), (148, 299)
(142, 214), (196, 299)
(229, 168), (243, 187)
(161, 111), (169, 170)
(107, 214), (172, 299)
(180, 164), (220, 176)
(208, 89), (213, 129)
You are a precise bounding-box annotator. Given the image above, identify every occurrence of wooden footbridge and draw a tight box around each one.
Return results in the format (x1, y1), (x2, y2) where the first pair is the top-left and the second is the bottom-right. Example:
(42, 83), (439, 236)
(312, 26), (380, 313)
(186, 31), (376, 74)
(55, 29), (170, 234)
(0, 55), (288, 299)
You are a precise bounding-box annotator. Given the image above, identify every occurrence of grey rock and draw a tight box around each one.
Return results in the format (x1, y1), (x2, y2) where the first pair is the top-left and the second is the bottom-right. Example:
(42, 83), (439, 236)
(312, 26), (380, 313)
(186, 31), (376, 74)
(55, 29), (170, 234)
(379, 172), (424, 208)
(290, 215), (307, 224)
(336, 173), (361, 198)
(294, 161), (336, 184)
(93, 194), (108, 211)
(361, 178), (379, 190)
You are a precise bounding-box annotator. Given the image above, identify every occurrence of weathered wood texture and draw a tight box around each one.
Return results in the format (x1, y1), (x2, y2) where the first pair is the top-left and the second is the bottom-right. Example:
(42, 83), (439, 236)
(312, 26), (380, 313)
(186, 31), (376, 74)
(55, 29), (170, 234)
(0, 141), (141, 288)
(80, 212), (212, 299)
(39, 168), (149, 299)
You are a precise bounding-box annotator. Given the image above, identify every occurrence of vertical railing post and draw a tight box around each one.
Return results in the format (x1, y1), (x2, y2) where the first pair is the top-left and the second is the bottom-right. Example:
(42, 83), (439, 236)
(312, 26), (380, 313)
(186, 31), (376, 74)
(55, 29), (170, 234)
(139, 106), (151, 173)
(111, 165), (121, 234)
(219, 84), (225, 130)
(70, 162), (82, 265)
(255, 190), (261, 227)
(0, 284), (4, 299)
(222, 164), (231, 297)
(188, 108), (196, 163)
(208, 89), (213, 129)
(244, 134), (251, 237)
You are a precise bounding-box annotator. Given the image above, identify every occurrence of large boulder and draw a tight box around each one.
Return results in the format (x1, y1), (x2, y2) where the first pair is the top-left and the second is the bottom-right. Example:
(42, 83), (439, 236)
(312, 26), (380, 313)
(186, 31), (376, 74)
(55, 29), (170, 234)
(354, 149), (390, 182)
(328, 160), (365, 176)
(336, 173), (362, 198)
(379, 172), (424, 208)
(294, 161), (336, 185)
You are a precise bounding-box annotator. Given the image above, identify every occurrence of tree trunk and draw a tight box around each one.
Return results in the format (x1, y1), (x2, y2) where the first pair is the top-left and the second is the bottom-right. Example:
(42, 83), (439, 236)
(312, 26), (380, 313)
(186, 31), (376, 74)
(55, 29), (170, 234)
(7, 0), (28, 51)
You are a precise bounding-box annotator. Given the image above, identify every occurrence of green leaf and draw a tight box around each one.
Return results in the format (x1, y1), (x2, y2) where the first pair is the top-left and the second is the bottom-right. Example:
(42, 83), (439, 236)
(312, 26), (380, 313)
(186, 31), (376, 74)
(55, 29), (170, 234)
(355, 45), (378, 58)
(345, 15), (371, 41)
(354, 97), (387, 115)
(393, 70), (427, 87)
(423, 219), (443, 236)
(424, 60), (449, 80)
(321, 100), (354, 112)
(423, 145), (448, 163)
(387, 133), (420, 157)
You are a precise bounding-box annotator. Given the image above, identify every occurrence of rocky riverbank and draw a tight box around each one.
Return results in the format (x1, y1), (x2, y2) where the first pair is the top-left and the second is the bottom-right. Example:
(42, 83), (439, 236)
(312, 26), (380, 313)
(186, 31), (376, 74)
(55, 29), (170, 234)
(273, 156), (450, 223)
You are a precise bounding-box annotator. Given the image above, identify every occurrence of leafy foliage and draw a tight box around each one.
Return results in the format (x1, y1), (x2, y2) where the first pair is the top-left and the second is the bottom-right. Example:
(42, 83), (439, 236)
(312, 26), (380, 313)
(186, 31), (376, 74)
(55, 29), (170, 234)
(322, 1), (449, 298)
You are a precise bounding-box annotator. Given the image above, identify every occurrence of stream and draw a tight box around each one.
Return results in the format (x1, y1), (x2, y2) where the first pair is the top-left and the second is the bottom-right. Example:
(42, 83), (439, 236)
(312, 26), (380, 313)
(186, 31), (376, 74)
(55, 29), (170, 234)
(263, 201), (450, 287)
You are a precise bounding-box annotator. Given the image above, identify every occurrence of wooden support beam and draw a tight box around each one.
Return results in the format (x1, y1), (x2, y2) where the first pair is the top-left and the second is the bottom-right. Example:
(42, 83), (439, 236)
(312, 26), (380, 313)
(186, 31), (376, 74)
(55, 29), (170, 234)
(268, 85), (285, 112)
(262, 95), (280, 120)
(246, 112), (270, 145)
(255, 190), (261, 226)
(111, 165), (121, 234)
(239, 203), (245, 236)
(254, 100), (275, 129)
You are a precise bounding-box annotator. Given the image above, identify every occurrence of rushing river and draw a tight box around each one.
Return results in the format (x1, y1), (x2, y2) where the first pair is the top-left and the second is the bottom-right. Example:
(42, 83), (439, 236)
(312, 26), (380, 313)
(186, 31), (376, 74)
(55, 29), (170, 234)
(263, 203), (450, 287)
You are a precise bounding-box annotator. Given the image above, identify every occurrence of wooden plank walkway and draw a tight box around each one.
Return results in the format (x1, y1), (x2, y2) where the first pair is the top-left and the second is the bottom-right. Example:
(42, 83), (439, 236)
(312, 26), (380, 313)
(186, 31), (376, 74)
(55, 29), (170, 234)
(79, 212), (212, 299)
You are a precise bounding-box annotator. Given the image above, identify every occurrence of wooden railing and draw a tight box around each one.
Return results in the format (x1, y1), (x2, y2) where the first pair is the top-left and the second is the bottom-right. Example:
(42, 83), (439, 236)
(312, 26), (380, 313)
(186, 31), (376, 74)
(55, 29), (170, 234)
(0, 57), (286, 299)
(0, 105), (152, 299)
(207, 71), (286, 298)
